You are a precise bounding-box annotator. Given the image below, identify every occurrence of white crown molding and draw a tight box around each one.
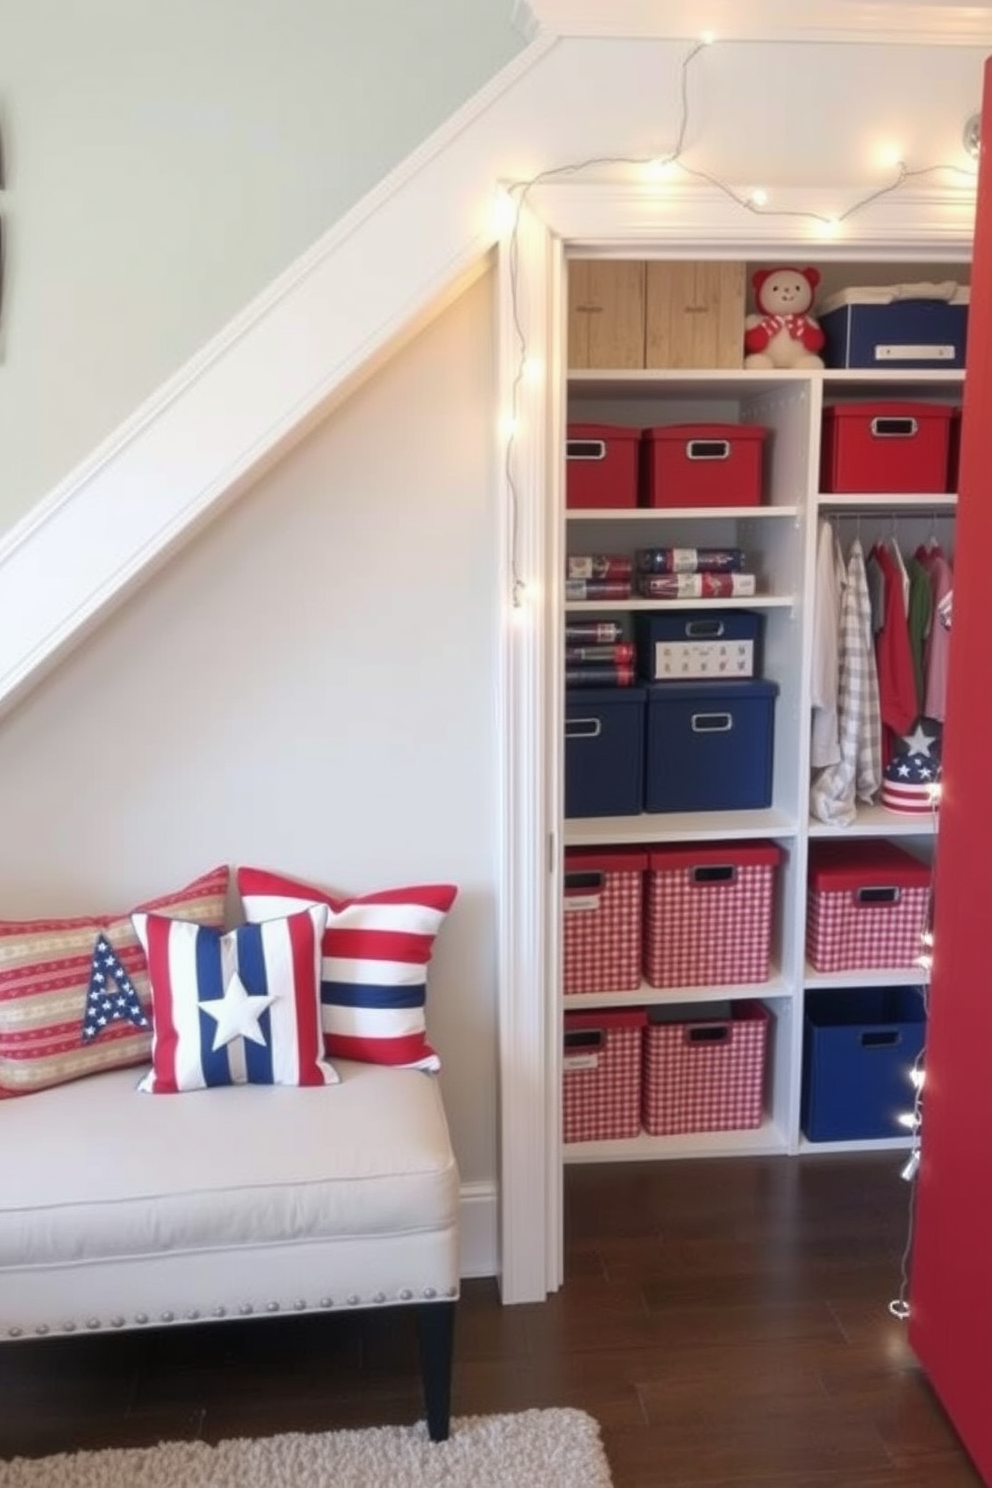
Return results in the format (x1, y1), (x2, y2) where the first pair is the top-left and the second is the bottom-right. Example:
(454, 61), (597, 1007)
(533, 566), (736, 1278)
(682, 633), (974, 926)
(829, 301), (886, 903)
(524, 180), (978, 256)
(526, 0), (992, 45)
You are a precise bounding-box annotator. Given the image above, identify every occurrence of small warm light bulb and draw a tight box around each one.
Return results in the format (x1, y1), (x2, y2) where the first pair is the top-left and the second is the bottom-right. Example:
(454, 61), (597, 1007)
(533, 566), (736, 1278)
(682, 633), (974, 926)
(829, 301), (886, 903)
(491, 187), (518, 237)
(929, 782), (942, 805)
(818, 216), (842, 239)
(920, 929), (934, 949)
(749, 188), (769, 208)
(910, 1068), (926, 1091)
(700, 29), (716, 45)
(878, 144), (904, 171)
(898, 1112), (919, 1130)
(500, 412), (518, 440)
(522, 356), (544, 385)
(917, 952), (933, 973)
(901, 1151), (921, 1183)
(646, 157), (680, 181)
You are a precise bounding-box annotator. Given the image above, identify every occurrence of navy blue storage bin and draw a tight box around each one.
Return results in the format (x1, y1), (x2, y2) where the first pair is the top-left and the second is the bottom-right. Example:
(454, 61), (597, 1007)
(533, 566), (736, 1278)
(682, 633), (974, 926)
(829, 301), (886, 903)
(565, 687), (645, 819)
(635, 609), (763, 682)
(644, 679), (777, 813)
(802, 987), (927, 1142)
(819, 296), (968, 371)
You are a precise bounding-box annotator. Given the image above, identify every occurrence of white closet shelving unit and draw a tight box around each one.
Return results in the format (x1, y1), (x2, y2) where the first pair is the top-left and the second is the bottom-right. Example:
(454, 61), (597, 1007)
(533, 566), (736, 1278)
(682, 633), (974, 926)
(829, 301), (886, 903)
(561, 361), (959, 1164)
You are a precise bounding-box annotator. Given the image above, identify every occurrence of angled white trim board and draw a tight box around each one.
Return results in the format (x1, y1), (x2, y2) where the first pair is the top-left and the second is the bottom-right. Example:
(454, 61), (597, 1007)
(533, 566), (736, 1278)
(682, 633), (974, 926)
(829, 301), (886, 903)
(527, 0), (992, 44)
(510, 0), (541, 40)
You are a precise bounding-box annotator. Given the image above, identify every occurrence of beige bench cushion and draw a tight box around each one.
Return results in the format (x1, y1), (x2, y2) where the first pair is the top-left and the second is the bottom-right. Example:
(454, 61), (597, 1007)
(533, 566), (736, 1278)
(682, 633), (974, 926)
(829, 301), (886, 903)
(0, 1059), (459, 1336)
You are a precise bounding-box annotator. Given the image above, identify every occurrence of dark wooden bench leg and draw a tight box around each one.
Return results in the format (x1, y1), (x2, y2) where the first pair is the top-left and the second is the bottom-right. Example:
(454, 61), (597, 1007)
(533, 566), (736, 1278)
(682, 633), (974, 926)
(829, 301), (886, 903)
(415, 1300), (455, 1442)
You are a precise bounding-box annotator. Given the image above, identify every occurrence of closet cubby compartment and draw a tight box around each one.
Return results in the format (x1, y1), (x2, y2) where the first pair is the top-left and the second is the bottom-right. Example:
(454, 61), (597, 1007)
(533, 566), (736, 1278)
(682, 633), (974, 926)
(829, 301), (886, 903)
(641, 1000), (770, 1138)
(801, 987), (927, 1144)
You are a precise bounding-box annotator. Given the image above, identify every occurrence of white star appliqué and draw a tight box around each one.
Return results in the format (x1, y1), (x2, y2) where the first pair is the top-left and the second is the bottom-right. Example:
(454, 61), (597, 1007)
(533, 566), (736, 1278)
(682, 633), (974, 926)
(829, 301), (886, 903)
(199, 972), (277, 1052)
(901, 722), (938, 758)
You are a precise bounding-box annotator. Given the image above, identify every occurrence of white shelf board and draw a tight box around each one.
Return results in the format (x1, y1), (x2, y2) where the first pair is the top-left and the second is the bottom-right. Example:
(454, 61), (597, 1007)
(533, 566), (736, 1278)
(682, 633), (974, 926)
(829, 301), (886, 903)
(563, 971), (791, 1011)
(565, 595), (795, 612)
(821, 369), (964, 390)
(566, 506), (800, 521)
(804, 963), (929, 990)
(817, 492), (957, 511)
(568, 368), (964, 399)
(564, 808), (798, 845)
(808, 804), (937, 838)
(798, 1135), (915, 1155)
(563, 1118), (787, 1164)
(568, 369), (803, 399)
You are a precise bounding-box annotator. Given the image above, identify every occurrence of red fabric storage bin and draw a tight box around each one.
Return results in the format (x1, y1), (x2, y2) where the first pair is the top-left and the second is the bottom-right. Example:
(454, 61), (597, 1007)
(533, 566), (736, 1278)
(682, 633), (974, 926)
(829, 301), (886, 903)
(806, 841), (931, 973)
(641, 424), (768, 508)
(643, 842), (781, 989)
(641, 1000), (769, 1136)
(563, 1008), (646, 1143)
(820, 402), (953, 493)
(566, 423), (640, 509)
(562, 849), (647, 995)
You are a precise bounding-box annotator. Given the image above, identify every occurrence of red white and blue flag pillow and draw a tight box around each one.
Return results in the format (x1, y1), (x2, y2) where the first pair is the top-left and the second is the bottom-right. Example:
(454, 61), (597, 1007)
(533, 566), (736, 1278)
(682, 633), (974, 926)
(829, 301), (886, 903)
(132, 904), (337, 1093)
(237, 868), (457, 1071)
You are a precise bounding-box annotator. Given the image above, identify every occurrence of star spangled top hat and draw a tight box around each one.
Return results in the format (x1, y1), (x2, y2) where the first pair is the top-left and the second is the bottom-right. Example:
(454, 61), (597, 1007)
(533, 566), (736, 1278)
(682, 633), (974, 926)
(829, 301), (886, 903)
(880, 717), (942, 815)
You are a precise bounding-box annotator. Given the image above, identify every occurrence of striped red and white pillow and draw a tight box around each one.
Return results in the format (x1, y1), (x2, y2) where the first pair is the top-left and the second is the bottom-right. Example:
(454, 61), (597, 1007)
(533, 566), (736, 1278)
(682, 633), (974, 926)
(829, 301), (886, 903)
(132, 904), (336, 1093)
(237, 867), (457, 1071)
(0, 866), (229, 1098)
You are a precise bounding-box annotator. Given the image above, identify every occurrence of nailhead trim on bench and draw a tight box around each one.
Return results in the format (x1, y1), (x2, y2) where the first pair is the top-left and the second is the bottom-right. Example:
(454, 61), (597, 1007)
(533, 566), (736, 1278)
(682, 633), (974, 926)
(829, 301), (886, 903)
(7, 1285), (458, 1339)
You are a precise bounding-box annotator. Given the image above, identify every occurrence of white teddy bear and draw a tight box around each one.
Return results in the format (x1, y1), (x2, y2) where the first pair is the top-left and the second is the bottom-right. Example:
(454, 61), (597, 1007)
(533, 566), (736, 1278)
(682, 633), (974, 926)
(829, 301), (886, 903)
(744, 266), (825, 370)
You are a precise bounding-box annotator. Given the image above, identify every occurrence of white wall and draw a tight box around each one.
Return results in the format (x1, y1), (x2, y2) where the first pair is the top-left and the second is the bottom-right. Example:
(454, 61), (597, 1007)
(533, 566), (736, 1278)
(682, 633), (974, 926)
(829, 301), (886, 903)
(0, 0), (522, 528)
(0, 267), (499, 1187)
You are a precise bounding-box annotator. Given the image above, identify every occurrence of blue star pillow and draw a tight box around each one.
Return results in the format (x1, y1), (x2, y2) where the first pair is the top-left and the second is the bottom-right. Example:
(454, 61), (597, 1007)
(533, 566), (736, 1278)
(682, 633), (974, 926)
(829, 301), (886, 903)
(131, 905), (337, 1093)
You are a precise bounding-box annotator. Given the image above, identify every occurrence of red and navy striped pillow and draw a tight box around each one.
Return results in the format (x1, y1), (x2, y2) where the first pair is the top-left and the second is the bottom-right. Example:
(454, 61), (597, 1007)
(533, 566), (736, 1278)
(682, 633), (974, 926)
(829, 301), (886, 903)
(237, 868), (457, 1071)
(132, 904), (337, 1093)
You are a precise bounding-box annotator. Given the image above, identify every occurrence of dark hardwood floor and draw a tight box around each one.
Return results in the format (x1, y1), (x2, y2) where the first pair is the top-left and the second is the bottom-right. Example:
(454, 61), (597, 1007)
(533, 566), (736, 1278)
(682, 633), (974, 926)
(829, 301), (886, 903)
(0, 1154), (982, 1486)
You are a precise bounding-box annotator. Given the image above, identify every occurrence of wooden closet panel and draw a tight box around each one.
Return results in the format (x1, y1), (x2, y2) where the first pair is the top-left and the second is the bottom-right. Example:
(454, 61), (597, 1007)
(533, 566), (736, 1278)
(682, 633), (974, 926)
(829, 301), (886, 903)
(567, 260), (646, 368)
(645, 261), (745, 369)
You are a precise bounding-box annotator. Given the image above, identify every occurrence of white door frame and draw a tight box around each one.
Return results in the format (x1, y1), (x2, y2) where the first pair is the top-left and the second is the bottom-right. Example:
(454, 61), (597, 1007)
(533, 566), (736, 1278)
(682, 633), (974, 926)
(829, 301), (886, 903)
(495, 177), (975, 1304)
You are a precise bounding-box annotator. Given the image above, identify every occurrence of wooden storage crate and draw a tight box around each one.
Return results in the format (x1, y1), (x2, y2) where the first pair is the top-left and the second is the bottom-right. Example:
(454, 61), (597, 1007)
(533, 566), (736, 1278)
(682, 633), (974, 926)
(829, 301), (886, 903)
(645, 261), (746, 370)
(567, 260), (645, 368)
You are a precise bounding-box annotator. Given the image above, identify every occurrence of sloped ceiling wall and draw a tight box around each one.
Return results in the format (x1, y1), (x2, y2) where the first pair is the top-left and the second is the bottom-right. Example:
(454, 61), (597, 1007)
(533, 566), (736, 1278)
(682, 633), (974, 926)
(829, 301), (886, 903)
(0, 0), (525, 526)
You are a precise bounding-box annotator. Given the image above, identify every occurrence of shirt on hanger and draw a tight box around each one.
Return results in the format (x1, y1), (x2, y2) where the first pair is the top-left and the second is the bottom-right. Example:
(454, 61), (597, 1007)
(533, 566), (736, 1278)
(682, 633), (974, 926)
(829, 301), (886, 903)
(810, 519), (844, 769)
(872, 543), (918, 749)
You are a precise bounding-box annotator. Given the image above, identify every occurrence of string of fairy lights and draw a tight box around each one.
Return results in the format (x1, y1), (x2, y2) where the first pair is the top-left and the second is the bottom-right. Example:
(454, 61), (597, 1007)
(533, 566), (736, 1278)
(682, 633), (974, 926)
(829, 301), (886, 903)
(499, 35), (978, 608)
(497, 34), (971, 1317)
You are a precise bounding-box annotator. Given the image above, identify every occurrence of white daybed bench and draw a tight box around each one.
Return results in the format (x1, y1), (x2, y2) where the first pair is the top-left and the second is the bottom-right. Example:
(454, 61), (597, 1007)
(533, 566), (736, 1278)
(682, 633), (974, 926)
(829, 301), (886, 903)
(0, 1057), (460, 1441)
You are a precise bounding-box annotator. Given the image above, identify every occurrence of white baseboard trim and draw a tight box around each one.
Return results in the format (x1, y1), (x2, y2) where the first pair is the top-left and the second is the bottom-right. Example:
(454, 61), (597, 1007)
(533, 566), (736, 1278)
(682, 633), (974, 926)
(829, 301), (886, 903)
(458, 1182), (498, 1279)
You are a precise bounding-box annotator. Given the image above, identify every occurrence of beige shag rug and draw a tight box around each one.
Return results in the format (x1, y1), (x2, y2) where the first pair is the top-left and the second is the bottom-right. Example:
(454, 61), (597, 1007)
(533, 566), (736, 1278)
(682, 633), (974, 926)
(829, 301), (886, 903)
(0, 1408), (613, 1487)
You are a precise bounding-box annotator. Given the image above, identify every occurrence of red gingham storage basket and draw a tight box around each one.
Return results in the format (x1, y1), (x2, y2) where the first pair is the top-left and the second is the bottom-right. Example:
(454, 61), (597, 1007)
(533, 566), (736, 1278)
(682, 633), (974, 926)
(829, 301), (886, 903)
(563, 1008), (646, 1143)
(563, 849), (648, 995)
(643, 842), (781, 989)
(641, 1000), (769, 1136)
(806, 841), (931, 973)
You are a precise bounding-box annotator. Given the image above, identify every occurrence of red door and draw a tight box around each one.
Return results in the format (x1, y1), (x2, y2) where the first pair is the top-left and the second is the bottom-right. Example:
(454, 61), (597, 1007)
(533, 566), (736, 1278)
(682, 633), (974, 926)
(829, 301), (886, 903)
(909, 56), (992, 1485)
